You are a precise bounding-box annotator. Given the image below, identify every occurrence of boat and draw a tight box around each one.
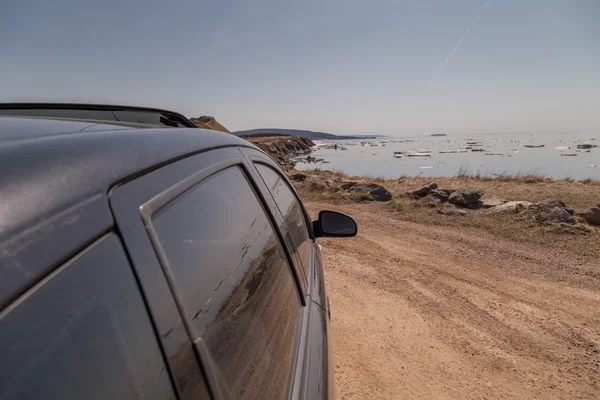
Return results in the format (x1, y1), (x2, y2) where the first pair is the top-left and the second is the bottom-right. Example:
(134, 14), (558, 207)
(431, 133), (447, 137)
(561, 153), (577, 157)
(524, 144), (545, 148)
(439, 149), (468, 154)
(405, 152), (431, 157)
(576, 143), (596, 149)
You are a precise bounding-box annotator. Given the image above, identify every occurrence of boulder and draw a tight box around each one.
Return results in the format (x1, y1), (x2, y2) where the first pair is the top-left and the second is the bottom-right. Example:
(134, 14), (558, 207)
(467, 201), (485, 210)
(406, 182), (437, 198)
(347, 182), (392, 202)
(480, 198), (508, 209)
(581, 206), (600, 226)
(486, 201), (532, 214)
(448, 189), (484, 207)
(527, 200), (567, 213)
(437, 207), (468, 216)
(524, 200), (575, 223)
(340, 181), (358, 190)
(547, 208), (575, 223)
(428, 189), (449, 203)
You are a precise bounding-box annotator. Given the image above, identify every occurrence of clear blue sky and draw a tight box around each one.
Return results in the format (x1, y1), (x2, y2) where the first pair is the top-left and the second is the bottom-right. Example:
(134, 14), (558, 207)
(2, 0), (598, 135)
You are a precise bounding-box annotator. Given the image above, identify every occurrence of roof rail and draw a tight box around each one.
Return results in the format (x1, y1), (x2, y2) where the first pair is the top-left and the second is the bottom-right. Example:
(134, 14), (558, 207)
(0, 103), (198, 128)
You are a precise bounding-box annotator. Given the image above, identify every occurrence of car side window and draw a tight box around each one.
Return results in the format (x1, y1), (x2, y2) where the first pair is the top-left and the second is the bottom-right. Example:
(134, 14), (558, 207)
(0, 234), (175, 400)
(150, 166), (301, 400)
(254, 163), (312, 270)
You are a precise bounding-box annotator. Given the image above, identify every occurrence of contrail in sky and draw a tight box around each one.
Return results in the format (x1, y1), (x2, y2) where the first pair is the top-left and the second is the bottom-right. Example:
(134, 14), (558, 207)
(423, 0), (493, 91)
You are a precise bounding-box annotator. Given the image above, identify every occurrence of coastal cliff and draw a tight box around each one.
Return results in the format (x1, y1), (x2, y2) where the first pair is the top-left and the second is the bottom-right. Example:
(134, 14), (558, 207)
(190, 116), (231, 133)
(246, 135), (315, 170)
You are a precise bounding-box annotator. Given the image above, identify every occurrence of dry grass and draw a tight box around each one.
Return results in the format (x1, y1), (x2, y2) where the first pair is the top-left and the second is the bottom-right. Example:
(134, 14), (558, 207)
(454, 166), (598, 185)
(293, 169), (600, 257)
(296, 169), (600, 211)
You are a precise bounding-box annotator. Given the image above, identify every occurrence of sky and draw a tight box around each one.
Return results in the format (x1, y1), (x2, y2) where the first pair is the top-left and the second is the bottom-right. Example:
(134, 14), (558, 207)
(2, 0), (599, 135)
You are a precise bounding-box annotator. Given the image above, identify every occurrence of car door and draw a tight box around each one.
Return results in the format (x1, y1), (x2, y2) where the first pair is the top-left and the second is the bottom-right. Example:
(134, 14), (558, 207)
(238, 150), (315, 292)
(239, 147), (334, 400)
(0, 233), (178, 400)
(109, 147), (308, 400)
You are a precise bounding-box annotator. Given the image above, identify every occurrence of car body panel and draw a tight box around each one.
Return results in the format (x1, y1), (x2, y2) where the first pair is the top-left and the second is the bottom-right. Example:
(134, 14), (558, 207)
(0, 194), (113, 310)
(0, 234), (177, 400)
(0, 115), (337, 400)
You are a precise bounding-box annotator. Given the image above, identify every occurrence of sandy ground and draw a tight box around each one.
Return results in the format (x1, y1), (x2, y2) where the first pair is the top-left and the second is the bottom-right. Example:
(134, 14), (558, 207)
(306, 202), (600, 400)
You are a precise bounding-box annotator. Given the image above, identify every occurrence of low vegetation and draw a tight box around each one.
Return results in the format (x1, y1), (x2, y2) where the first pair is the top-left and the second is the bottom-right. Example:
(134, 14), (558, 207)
(293, 168), (600, 257)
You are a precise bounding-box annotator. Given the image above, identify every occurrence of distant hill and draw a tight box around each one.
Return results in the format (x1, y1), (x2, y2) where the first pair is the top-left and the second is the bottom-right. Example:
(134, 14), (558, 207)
(232, 128), (384, 140)
(190, 116), (230, 133)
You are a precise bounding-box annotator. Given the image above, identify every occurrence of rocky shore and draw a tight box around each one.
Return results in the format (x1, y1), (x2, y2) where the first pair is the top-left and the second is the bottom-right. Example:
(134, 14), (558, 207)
(290, 169), (600, 236)
(246, 135), (315, 170)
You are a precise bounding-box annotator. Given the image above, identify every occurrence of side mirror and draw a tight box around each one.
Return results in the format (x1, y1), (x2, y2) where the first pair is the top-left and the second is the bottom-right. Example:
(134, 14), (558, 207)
(313, 210), (357, 238)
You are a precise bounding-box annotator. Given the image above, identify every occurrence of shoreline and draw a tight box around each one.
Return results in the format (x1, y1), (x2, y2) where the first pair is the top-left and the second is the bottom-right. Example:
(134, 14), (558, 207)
(290, 168), (600, 254)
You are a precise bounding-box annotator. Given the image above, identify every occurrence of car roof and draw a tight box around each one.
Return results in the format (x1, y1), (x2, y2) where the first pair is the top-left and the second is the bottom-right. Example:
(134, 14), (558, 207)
(0, 116), (256, 234)
(0, 116), (261, 308)
(0, 115), (139, 141)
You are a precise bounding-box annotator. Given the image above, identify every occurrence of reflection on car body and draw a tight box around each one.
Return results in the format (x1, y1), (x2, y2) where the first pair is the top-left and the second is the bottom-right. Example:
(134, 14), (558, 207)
(0, 106), (357, 400)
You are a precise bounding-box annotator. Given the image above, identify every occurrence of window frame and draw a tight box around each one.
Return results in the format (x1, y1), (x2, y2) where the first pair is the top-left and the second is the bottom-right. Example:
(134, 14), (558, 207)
(109, 146), (307, 400)
(238, 148), (316, 294)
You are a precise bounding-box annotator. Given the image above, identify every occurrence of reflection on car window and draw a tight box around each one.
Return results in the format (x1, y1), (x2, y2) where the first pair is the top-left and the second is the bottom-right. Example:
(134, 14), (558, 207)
(255, 164), (312, 271)
(151, 166), (300, 400)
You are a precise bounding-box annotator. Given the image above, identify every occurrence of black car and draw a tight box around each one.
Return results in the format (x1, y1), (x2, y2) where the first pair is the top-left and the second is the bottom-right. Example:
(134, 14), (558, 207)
(0, 104), (357, 400)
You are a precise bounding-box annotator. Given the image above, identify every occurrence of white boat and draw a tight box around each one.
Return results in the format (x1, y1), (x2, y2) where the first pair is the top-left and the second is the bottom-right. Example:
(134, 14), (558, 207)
(406, 152), (431, 157)
(439, 149), (468, 154)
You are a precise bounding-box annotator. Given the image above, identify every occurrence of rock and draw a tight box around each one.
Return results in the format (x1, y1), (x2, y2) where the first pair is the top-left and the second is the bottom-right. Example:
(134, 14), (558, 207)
(524, 200), (576, 223)
(581, 206), (600, 226)
(428, 189), (449, 203)
(439, 189), (457, 195)
(339, 181), (358, 190)
(251, 136), (315, 170)
(406, 182), (438, 198)
(547, 208), (575, 223)
(486, 201), (532, 214)
(347, 182), (392, 202)
(527, 200), (567, 212)
(467, 201), (485, 210)
(289, 172), (308, 182)
(421, 195), (441, 207)
(437, 207), (468, 216)
(448, 189), (484, 207)
(480, 198), (508, 209)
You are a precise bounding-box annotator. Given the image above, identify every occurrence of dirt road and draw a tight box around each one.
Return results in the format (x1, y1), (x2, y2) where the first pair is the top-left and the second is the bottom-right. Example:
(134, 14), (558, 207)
(306, 202), (600, 399)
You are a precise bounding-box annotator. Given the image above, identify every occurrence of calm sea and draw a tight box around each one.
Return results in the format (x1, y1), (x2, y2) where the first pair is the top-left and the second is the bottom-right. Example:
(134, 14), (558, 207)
(296, 132), (600, 180)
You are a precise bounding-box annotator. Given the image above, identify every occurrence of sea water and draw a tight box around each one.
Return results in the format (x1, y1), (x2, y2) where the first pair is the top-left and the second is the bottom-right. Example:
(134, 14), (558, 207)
(295, 132), (600, 180)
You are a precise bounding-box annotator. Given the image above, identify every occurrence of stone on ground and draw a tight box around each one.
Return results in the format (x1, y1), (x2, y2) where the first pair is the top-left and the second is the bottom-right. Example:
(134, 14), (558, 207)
(448, 189), (484, 207)
(347, 182), (393, 202)
(406, 182), (438, 198)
